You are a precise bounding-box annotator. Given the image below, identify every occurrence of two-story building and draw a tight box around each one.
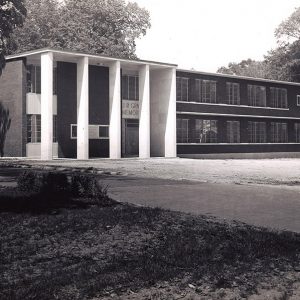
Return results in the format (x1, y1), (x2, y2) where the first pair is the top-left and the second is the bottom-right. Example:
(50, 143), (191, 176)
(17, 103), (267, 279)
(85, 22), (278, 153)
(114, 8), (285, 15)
(1, 48), (300, 159)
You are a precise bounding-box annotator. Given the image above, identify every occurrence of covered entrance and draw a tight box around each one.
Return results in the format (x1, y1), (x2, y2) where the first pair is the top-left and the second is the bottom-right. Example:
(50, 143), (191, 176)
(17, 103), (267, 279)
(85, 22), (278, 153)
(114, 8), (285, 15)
(123, 119), (139, 156)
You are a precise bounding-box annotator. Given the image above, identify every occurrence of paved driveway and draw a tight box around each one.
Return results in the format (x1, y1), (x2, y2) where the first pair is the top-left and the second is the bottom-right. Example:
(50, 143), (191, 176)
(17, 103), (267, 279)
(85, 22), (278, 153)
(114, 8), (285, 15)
(101, 176), (300, 233)
(1, 158), (300, 232)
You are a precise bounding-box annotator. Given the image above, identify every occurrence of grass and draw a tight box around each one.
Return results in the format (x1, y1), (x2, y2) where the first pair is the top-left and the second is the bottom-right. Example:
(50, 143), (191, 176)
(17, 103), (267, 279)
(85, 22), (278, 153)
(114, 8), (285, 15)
(0, 187), (300, 299)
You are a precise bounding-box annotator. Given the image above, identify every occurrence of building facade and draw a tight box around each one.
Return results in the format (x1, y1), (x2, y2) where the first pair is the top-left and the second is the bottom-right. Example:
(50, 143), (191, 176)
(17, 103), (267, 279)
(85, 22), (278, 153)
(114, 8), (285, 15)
(1, 48), (300, 160)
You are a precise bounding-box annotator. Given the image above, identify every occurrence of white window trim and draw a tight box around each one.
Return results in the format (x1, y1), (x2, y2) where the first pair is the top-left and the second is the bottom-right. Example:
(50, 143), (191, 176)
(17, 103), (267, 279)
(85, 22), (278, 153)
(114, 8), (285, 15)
(70, 124), (109, 139)
(176, 101), (289, 110)
(297, 95), (300, 106)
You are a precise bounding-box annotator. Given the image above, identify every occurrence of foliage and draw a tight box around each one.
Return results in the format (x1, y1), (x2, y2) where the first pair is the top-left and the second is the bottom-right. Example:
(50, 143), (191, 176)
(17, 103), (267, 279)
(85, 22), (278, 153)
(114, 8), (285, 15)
(0, 102), (11, 157)
(217, 59), (269, 79)
(17, 170), (112, 207)
(0, 0), (26, 74)
(7, 0), (151, 59)
(70, 173), (111, 206)
(17, 170), (69, 195)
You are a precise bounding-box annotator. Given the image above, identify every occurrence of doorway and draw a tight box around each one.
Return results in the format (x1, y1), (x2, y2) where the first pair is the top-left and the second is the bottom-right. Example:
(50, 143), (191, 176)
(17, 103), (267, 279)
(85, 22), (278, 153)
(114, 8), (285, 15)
(123, 119), (139, 156)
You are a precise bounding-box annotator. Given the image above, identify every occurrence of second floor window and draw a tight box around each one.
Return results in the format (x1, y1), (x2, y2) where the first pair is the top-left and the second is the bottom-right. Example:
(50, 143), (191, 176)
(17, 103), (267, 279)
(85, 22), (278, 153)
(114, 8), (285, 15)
(227, 121), (240, 143)
(194, 79), (216, 103)
(226, 82), (240, 105)
(271, 122), (288, 143)
(195, 119), (217, 143)
(248, 121), (266, 143)
(122, 75), (139, 100)
(176, 77), (189, 101)
(270, 87), (287, 108)
(248, 85), (266, 107)
(27, 65), (57, 95)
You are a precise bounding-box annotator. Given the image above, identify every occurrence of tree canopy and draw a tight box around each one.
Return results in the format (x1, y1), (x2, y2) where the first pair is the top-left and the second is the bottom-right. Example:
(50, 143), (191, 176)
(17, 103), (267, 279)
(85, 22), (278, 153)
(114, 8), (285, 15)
(0, 0), (26, 74)
(217, 59), (269, 79)
(8, 0), (151, 59)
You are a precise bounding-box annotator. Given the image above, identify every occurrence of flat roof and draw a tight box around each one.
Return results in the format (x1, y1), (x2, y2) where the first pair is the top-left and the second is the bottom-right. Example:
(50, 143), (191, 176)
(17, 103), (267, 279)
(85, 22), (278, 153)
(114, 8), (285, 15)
(6, 48), (178, 68)
(6, 48), (300, 87)
(177, 68), (300, 87)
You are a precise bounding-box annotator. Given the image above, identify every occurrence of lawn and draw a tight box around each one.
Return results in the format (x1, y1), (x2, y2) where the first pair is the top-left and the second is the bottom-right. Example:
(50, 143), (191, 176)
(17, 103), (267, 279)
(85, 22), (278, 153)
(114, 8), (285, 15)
(1, 186), (300, 299)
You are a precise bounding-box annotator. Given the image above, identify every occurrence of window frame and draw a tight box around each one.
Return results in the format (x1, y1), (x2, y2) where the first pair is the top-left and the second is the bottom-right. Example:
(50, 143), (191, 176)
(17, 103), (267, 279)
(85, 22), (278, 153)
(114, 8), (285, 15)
(270, 122), (288, 143)
(176, 77), (189, 102)
(248, 121), (266, 143)
(176, 118), (189, 143)
(226, 82), (240, 105)
(248, 84), (266, 107)
(226, 120), (240, 143)
(194, 119), (218, 143)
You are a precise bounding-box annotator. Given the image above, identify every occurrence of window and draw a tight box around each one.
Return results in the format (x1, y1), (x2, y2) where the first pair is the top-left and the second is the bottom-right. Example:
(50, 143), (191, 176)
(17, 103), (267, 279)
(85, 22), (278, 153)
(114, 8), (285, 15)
(270, 87), (287, 108)
(193, 79), (216, 103)
(227, 121), (240, 143)
(226, 82), (240, 105)
(176, 119), (189, 143)
(201, 80), (216, 103)
(122, 75), (139, 100)
(295, 123), (300, 143)
(248, 121), (266, 143)
(27, 65), (57, 95)
(71, 124), (77, 139)
(297, 95), (300, 106)
(27, 115), (57, 143)
(270, 122), (288, 143)
(53, 115), (57, 143)
(176, 77), (189, 101)
(99, 125), (109, 139)
(27, 115), (41, 143)
(70, 124), (109, 139)
(195, 119), (218, 143)
(248, 85), (266, 107)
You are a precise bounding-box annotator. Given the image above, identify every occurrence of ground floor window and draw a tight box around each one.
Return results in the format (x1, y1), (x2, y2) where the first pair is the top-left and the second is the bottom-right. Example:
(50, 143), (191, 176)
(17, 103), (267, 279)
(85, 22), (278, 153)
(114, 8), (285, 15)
(227, 121), (240, 143)
(248, 121), (266, 143)
(176, 119), (189, 143)
(271, 122), (288, 143)
(195, 119), (217, 143)
(27, 115), (57, 143)
(295, 123), (300, 143)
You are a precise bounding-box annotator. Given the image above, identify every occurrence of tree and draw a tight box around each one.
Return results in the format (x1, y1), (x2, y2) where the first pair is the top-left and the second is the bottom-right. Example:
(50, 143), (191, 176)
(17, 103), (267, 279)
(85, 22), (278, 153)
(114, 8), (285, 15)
(0, 0), (26, 74)
(8, 0), (151, 59)
(264, 7), (300, 82)
(217, 59), (269, 79)
(0, 102), (11, 157)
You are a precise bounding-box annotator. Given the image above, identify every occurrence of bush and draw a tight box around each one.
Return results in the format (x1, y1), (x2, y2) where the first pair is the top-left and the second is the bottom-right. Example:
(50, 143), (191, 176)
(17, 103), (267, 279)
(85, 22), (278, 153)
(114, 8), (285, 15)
(70, 174), (112, 206)
(17, 170), (69, 196)
(17, 170), (113, 207)
(17, 170), (43, 193)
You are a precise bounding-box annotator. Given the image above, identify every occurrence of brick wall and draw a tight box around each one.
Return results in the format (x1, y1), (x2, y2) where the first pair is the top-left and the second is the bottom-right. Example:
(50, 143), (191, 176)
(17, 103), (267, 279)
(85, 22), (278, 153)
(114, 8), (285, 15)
(0, 59), (26, 157)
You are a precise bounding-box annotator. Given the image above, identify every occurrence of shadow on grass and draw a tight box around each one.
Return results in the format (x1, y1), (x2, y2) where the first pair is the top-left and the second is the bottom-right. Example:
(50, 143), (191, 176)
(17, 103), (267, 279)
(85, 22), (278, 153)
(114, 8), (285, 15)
(0, 188), (115, 214)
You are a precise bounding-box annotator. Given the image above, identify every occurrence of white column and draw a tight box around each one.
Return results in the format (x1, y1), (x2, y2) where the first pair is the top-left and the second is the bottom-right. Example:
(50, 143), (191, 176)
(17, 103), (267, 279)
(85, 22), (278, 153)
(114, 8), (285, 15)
(165, 67), (177, 157)
(109, 61), (121, 159)
(41, 52), (53, 160)
(77, 56), (89, 160)
(139, 64), (150, 158)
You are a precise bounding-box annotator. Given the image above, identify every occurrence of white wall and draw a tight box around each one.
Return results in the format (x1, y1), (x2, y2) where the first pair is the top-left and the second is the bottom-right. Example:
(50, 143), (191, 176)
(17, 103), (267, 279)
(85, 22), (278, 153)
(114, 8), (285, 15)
(150, 68), (177, 157)
(26, 143), (58, 158)
(26, 93), (57, 115)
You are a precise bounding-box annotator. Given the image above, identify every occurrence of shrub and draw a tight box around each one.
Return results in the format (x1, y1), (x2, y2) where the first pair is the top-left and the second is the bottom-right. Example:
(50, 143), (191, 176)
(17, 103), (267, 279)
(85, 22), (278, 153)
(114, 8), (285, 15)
(17, 170), (69, 196)
(70, 174), (112, 206)
(17, 170), (43, 193)
(17, 170), (113, 207)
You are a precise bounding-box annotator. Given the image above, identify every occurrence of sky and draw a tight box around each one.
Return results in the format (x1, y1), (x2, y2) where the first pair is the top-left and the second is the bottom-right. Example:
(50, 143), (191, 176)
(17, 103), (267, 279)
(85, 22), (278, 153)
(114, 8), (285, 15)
(132, 0), (300, 72)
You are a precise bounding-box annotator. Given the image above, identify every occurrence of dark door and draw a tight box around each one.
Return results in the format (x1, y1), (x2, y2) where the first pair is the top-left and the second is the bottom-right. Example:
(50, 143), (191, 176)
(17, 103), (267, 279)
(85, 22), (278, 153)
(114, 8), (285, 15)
(125, 120), (139, 156)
